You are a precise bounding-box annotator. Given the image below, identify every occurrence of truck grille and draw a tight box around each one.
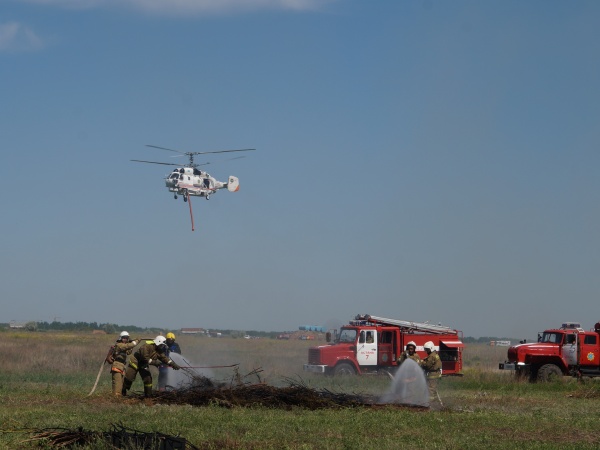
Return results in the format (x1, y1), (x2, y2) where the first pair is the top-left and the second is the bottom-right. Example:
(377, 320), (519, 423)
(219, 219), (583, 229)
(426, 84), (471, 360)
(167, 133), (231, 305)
(308, 348), (321, 365)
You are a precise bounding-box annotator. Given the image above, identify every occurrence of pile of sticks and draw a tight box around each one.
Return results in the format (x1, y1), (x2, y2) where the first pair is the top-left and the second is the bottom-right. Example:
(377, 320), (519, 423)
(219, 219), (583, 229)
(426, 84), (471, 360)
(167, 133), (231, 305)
(150, 382), (378, 409)
(22, 424), (198, 449)
(129, 368), (386, 410)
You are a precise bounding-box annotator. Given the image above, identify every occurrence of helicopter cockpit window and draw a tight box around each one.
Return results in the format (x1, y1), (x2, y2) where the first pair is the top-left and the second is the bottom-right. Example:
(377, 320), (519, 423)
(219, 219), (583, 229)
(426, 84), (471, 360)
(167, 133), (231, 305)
(203, 178), (210, 188)
(179, 168), (185, 173)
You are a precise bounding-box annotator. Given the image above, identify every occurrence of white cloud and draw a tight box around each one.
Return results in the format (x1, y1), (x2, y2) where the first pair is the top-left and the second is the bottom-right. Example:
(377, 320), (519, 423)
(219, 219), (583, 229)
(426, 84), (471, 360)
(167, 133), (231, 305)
(0, 22), (45, 52)
(13, 0), (336, 15)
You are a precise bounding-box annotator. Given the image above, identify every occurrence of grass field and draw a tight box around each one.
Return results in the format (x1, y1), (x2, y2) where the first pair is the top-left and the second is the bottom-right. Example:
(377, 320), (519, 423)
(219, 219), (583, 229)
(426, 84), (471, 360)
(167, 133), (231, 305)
(1, 331), (600, 449)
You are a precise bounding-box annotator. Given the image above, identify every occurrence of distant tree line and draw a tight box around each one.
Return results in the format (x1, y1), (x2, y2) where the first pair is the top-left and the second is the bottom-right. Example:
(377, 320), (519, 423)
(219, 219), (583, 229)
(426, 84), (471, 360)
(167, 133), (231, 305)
(1, 322), (282, 338)
(227, 330), (281, 339)
(36, 321), (161, 334)
(1, 321), (162, 335)
(462, 336), (517, 344)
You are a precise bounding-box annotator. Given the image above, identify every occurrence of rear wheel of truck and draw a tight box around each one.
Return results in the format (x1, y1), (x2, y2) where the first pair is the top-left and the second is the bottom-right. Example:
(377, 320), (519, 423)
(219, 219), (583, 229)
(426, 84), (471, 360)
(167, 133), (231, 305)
(333, 362), (356, 376)
(537, 364), (563, 382)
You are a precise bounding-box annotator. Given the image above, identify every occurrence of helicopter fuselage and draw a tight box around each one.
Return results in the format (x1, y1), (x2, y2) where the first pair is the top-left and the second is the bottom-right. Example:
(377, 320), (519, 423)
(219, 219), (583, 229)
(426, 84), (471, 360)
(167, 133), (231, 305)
(166, 167), (239, 199)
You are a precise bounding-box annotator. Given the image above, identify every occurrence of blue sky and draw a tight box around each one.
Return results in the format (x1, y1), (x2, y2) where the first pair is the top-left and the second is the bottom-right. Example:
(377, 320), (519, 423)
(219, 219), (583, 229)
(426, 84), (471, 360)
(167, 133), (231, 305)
(1, 0), (599, 339)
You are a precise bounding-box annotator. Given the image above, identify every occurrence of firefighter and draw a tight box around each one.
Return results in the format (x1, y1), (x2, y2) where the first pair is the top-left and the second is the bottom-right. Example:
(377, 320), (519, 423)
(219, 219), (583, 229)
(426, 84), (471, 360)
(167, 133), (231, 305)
(399, 341), (421, 365)
(420, 341), (442, 406)
(122, 335), (181, 397)
(110, 331), (139, 396)
(158, 332), (182, 391)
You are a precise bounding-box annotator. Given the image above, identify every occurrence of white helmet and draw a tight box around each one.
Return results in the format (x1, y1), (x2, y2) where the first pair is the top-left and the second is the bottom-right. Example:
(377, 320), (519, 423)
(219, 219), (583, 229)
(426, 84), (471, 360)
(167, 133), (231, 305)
(406, 341), (417, 350)
(120, 331), (130, 338)
(154, 335), (167, 346)
(424, 341), (435, 351)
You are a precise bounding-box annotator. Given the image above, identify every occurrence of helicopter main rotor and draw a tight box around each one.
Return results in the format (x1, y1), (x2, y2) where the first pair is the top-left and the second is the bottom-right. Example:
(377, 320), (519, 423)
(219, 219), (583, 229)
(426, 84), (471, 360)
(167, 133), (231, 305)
(130, 159), (210, 167)
(144, 144), (255, 167)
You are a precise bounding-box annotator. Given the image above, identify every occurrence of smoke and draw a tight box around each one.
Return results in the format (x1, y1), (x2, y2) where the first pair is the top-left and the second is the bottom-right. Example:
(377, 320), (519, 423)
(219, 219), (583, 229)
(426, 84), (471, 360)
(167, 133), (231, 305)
(159, 352), (215, 391)
(379, 359), (429, 407)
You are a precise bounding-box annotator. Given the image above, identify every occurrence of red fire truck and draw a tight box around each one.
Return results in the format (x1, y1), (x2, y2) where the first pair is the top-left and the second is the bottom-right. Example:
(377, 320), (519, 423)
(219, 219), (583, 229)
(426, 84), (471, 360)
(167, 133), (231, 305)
(499, 321), (600, 382)
(303, 314), (464, 376)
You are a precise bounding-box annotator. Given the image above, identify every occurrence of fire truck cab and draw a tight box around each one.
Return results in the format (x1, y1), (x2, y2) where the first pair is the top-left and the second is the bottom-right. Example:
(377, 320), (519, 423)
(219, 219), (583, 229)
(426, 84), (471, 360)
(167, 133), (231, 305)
(303, 314), (464, 376)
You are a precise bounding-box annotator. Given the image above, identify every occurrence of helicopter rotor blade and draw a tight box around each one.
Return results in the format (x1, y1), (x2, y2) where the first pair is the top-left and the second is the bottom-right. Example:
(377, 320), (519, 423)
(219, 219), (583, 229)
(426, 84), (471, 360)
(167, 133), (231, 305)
(203, 155), (246, 165)
(130, 159), (180, 166)
(146, 144), (255, 156)
(190, 148), (256, 155)
(145, 145), (186, 154)
(131, 159), (212, 168)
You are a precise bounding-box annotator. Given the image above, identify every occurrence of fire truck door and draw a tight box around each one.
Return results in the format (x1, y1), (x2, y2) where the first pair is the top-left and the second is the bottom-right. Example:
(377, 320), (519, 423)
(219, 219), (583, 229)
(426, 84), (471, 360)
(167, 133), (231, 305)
(356, 330), (377, 366)
(378, 330), (394, 365)
(579, 334), (599, 367)
(561, 333), (578, 366)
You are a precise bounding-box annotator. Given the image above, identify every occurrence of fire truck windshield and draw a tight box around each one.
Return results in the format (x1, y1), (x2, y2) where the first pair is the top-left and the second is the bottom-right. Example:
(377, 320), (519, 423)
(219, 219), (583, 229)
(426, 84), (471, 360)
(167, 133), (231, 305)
(540, 332), (563, 344)
(339, 329), (357, 343)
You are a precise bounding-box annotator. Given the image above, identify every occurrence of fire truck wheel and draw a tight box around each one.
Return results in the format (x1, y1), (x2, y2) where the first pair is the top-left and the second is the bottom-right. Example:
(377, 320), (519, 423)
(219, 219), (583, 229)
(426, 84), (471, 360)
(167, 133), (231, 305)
(333, 362), (356, 376)
(537, 364), (563, 382)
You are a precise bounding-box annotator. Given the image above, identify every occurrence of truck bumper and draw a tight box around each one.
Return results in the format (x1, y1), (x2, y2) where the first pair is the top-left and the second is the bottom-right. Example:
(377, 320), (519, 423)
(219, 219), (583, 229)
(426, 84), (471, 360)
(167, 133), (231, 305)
(303, 364), (328, 373)
(499, 362), (528, 370)
(499, 362), (516, 370)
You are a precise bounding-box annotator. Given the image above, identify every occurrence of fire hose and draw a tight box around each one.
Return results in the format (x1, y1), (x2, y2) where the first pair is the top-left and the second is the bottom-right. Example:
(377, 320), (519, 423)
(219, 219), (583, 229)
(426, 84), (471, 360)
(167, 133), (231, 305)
(87, 359), (106, 396)
(176, 355), (239, 370)
(175, 358), (240, 383)
(171, 364), (240, 369)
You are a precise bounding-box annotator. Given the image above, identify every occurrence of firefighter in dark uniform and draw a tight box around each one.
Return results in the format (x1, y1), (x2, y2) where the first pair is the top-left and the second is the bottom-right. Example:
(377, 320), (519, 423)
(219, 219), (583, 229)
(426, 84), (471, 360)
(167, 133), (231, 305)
(399, 341), (422, 365)
(110, 331), (138, 396)
(420, 340), (442, 406)
(122, 335), (180, 397)
(158, 332), (182, 391)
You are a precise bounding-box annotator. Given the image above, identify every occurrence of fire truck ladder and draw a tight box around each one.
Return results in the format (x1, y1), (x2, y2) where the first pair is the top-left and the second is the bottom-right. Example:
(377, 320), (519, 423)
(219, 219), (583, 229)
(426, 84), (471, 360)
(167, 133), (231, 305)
(356, 314), (457, 335)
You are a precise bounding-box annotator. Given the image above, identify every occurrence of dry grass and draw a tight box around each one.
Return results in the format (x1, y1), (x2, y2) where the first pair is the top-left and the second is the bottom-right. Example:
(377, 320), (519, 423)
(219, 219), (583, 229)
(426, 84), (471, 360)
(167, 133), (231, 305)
(2, 332), (600, 449)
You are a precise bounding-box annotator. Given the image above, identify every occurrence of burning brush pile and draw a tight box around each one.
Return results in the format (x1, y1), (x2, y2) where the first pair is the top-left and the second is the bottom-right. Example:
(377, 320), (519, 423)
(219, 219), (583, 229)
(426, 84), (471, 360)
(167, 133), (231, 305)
(130, 367), (386, 410)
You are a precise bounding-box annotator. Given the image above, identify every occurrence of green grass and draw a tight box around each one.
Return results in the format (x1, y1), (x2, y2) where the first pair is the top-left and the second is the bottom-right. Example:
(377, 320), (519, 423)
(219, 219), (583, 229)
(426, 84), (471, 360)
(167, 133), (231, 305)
(1, 333), (600, 449)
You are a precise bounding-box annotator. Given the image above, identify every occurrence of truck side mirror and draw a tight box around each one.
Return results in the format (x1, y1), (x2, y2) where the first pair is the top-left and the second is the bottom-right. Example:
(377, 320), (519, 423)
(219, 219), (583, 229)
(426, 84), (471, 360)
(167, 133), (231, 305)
(326, 332), (331, 343)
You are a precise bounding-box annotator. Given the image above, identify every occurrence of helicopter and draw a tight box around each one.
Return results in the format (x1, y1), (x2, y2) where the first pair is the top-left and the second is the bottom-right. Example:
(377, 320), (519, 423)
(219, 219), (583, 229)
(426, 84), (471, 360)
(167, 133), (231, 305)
(131, 144), (255, 230)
